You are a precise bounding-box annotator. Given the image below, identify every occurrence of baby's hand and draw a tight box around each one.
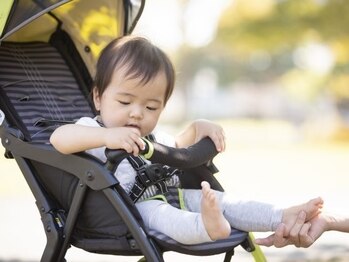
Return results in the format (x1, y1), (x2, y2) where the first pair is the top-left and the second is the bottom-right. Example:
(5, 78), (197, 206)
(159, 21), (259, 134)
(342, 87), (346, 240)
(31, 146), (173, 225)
(104, 127), (145, 156)
(194, 119), (226, 152)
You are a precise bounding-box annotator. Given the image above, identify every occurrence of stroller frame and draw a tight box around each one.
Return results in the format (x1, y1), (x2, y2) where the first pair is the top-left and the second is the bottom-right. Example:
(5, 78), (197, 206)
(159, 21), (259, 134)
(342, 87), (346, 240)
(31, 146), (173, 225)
(0, 124), (164, 261)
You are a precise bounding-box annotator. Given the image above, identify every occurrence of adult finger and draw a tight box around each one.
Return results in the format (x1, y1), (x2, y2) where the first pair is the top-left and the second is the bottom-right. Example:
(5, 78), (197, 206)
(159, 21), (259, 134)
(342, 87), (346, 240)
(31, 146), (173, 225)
(254, 233), (276, 247)
(298, 222), (314, 248)
(289, 211), (307, 247)
(273, 223), (289, 248)
(254, 223), (287, 247)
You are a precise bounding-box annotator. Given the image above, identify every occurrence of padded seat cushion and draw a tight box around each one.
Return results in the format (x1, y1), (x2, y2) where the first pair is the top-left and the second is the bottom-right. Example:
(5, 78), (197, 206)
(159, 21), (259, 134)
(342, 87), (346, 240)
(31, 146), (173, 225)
(0, 41), (94, 142)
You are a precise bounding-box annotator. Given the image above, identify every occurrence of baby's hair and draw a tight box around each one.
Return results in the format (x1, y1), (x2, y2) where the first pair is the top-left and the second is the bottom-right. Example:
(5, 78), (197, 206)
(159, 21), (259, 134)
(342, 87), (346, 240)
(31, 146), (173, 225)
(94, 35), (175, 105)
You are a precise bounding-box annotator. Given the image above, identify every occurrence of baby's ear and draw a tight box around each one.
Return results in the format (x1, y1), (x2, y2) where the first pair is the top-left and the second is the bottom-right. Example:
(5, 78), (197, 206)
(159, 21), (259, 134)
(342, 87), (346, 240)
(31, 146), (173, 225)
(92, 87), (101, 111)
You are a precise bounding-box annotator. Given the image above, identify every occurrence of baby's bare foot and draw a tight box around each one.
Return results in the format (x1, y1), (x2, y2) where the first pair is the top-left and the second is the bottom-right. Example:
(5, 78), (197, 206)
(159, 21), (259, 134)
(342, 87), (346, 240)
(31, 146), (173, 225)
(282, 197), (323, 235)
(201, 181), (231, 241)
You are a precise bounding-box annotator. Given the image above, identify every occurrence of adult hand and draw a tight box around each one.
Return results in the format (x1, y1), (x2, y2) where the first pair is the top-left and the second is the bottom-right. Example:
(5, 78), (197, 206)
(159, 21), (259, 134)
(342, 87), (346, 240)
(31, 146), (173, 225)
(254, 211), (316, 248)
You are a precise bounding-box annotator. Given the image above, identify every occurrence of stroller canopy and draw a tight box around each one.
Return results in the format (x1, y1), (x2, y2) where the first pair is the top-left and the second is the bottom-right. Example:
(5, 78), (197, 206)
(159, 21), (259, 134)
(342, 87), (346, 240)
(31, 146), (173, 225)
(0, 0), (145, 75)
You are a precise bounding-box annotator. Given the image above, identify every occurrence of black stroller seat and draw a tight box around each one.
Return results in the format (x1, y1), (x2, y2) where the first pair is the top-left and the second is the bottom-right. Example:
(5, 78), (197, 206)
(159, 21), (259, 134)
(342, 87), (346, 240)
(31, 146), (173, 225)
(0, 1), (263, 261)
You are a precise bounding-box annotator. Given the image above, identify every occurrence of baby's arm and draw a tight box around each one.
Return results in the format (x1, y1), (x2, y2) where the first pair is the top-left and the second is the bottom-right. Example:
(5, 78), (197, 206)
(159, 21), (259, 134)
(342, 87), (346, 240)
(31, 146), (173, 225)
(175, 119), (225, 152)
(50, 124), (144, 155)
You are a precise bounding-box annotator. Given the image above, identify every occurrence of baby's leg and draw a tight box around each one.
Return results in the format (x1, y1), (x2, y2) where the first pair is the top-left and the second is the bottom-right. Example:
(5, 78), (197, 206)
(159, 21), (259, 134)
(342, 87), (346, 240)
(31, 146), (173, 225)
(201, 181), (231, 240)
(185, 185), (284, 232)
(136, 199), (212, 245)
(282, 197), (323, 234)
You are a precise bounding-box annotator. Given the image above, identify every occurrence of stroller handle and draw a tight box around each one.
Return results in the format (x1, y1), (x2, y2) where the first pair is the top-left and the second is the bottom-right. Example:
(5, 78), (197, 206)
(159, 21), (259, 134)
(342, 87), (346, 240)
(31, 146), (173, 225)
(105, 137), (218, 171)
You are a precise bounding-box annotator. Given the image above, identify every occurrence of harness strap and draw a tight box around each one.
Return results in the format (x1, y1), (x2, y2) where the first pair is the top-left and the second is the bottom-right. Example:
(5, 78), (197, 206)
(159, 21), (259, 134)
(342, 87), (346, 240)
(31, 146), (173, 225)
(127, 155), (148, 202)
(127, 134), (181, 203)
(128, 155), (181, 202)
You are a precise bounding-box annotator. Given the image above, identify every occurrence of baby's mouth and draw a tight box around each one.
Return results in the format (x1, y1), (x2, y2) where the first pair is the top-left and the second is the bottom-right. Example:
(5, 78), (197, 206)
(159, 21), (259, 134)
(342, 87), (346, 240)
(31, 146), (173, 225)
(126, 124), (140, 130)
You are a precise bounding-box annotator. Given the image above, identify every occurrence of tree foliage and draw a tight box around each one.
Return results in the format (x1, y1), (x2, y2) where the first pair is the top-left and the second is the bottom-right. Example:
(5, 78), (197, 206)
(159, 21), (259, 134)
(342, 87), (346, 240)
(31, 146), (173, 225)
(217, 0), (349, 60)
(211, 0), (349, 103)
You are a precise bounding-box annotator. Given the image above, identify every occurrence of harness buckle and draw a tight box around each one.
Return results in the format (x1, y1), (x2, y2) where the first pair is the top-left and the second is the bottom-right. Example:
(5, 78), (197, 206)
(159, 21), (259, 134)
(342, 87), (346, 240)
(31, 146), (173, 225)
(134, 164), (168, 188)
(128, 154), (182, 202)
(144, 164), (169, 184)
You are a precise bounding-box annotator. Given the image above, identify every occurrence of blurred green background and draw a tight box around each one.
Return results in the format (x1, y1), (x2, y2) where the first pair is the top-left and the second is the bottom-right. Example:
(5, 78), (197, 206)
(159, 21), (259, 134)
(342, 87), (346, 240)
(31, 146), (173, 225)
(138, 0), (349, 144)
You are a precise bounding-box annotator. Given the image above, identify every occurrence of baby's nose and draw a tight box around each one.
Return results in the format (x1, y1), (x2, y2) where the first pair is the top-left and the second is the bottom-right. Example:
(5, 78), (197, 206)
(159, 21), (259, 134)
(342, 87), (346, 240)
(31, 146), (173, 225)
(129, 106), (143, 119)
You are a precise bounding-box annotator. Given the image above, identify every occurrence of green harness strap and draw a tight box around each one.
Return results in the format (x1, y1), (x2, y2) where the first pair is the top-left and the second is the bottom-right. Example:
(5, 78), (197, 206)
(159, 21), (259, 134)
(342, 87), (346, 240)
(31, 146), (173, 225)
(143, 187), (186, 210)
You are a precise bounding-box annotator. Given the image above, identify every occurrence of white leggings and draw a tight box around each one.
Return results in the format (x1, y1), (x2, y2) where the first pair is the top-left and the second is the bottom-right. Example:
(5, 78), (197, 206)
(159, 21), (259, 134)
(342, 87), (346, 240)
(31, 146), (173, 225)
(135, 188), (282, 245)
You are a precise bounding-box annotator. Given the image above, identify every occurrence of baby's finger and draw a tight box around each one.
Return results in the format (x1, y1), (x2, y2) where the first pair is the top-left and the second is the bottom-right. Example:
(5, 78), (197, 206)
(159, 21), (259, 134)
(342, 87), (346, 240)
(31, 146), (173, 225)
(128, 131), (144, 152)
(129, 142), (140, 156)
(121, 140), (136, 154)
(219, 130), (226, 151)
(210, 132), (224, 152)
(128, 138), (141, 156)
(135, 137), (145, 151)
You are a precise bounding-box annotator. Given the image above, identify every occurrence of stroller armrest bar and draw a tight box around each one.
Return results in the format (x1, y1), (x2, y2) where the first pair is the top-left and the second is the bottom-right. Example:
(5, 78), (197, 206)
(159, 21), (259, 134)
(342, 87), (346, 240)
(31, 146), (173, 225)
(144, 137), (218, 168)
(104, 149), (129, 172)
(105, 137), (218, 170)
(1, 132), (118, 190)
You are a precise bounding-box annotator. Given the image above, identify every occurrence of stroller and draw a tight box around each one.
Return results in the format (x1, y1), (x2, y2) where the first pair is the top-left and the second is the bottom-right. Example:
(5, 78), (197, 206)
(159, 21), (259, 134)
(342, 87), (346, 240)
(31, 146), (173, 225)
(0, 0), (266, 261)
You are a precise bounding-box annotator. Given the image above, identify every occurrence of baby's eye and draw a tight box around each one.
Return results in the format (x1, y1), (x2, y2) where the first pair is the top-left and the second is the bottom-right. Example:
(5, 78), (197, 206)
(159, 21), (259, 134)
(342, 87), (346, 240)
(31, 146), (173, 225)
(146, 106), (158, 111)
(118, 100), (130, 105)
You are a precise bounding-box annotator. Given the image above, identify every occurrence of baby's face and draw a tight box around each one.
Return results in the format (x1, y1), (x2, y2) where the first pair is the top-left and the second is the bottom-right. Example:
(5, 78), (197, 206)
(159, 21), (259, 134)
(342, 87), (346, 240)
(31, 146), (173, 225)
(93, 67), (167, 136)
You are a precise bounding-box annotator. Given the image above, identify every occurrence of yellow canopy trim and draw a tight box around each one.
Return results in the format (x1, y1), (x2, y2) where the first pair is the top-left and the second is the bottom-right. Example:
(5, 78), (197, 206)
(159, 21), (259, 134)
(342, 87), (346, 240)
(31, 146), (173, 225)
(0, 0), (14, 37)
